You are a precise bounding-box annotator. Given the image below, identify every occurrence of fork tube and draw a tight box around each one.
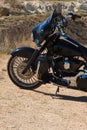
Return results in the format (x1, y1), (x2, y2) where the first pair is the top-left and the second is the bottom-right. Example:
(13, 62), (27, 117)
(22, 42), (46, 74)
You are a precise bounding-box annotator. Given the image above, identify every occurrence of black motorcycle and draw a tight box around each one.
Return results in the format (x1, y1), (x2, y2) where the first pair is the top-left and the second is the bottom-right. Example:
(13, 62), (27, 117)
(7, 10), (87, 92)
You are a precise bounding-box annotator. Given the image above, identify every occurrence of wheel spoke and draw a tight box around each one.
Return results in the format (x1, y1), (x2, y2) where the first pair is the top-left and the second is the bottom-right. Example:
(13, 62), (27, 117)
(11, 56), (39, 85)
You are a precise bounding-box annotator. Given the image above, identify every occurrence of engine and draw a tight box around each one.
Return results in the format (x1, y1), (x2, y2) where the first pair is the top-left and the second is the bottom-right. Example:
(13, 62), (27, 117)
(53, 56), (84, 77)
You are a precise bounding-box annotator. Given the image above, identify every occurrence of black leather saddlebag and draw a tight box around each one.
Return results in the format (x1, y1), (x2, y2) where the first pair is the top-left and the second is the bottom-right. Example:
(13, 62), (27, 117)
(76, 74), (87, 91)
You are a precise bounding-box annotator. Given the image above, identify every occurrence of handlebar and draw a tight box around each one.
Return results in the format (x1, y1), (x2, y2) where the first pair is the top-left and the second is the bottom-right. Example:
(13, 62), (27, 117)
(66, 13), (81, 20)
(54, 13), (81, 35)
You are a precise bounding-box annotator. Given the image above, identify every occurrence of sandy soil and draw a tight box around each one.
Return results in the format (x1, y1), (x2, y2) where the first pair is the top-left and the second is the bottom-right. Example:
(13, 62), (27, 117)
(0, 54), (87, 130)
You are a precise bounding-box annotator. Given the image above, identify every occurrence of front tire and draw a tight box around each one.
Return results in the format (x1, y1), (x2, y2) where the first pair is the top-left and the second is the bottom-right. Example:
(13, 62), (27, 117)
(7, 56), (41, 89)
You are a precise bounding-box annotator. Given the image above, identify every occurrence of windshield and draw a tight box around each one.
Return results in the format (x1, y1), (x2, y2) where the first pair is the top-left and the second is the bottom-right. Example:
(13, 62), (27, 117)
(32, 5), (63, 45)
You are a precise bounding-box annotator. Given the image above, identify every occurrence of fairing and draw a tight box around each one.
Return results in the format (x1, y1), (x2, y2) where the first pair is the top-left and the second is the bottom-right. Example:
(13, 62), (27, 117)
(32, 16), (52, 44)
(32, 12), (63, 45)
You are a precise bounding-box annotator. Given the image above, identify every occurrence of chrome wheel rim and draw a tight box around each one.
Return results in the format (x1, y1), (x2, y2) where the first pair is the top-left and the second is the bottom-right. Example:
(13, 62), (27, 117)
(10, 56), (39, 85)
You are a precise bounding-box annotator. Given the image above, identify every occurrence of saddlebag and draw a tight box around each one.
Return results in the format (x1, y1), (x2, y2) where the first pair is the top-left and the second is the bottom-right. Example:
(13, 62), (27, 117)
(76, 74), (87, 91)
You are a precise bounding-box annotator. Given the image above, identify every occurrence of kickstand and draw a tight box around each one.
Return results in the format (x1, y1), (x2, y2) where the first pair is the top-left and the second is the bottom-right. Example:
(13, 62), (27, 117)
(55, 86), (60, 95)
(52, 86), (60, 99)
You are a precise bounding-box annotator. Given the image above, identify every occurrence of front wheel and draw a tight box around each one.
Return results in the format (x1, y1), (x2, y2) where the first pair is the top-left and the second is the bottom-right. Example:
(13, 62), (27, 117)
(7, 56), (41, 89)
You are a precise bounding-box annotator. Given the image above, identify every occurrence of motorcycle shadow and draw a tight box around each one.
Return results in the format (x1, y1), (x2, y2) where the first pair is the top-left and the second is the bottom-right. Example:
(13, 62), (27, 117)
(32, 86), (87, 103)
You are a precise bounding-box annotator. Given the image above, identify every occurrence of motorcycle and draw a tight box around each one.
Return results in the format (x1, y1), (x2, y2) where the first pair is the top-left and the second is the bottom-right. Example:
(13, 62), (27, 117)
(7, 10), (87, 92)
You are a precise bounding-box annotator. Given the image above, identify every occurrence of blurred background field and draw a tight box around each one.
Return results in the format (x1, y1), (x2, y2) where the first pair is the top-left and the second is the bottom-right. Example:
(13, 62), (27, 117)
(0, 0), (87, 53)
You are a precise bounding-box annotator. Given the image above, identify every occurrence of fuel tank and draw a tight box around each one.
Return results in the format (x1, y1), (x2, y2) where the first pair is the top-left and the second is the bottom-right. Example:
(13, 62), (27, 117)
(54, 34), (82, 57)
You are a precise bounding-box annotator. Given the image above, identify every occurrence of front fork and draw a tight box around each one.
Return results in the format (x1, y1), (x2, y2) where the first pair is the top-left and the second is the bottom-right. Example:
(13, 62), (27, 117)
(83, 63), (87, 73)
(22, 42), (46, 74)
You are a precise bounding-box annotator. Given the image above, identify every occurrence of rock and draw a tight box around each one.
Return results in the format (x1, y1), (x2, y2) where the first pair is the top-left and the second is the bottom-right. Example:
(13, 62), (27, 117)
(0, 7), (9, 17)
(0, 0), (86, 15)
(24, 1), (36, 13)
(80, 1), (87, 11)
(23, 0), (56, 13)
(68, 2), (75, 12)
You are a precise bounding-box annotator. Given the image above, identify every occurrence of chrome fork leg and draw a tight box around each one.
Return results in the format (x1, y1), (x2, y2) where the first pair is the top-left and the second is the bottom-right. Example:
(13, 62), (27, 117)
(36, 61), (41, 79)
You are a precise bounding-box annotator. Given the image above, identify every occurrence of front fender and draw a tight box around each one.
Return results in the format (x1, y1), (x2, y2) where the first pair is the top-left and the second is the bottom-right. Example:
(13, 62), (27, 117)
(11, 46), (35, 58)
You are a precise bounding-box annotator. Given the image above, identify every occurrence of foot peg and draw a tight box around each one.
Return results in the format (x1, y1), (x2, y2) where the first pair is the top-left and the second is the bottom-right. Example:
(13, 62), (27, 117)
(51, 76), (70, 87)
(50, 75), (70, 94)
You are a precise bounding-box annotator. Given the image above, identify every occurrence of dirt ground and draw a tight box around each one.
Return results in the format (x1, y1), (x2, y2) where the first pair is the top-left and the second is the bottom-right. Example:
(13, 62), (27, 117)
(0, 54), (87, 130)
